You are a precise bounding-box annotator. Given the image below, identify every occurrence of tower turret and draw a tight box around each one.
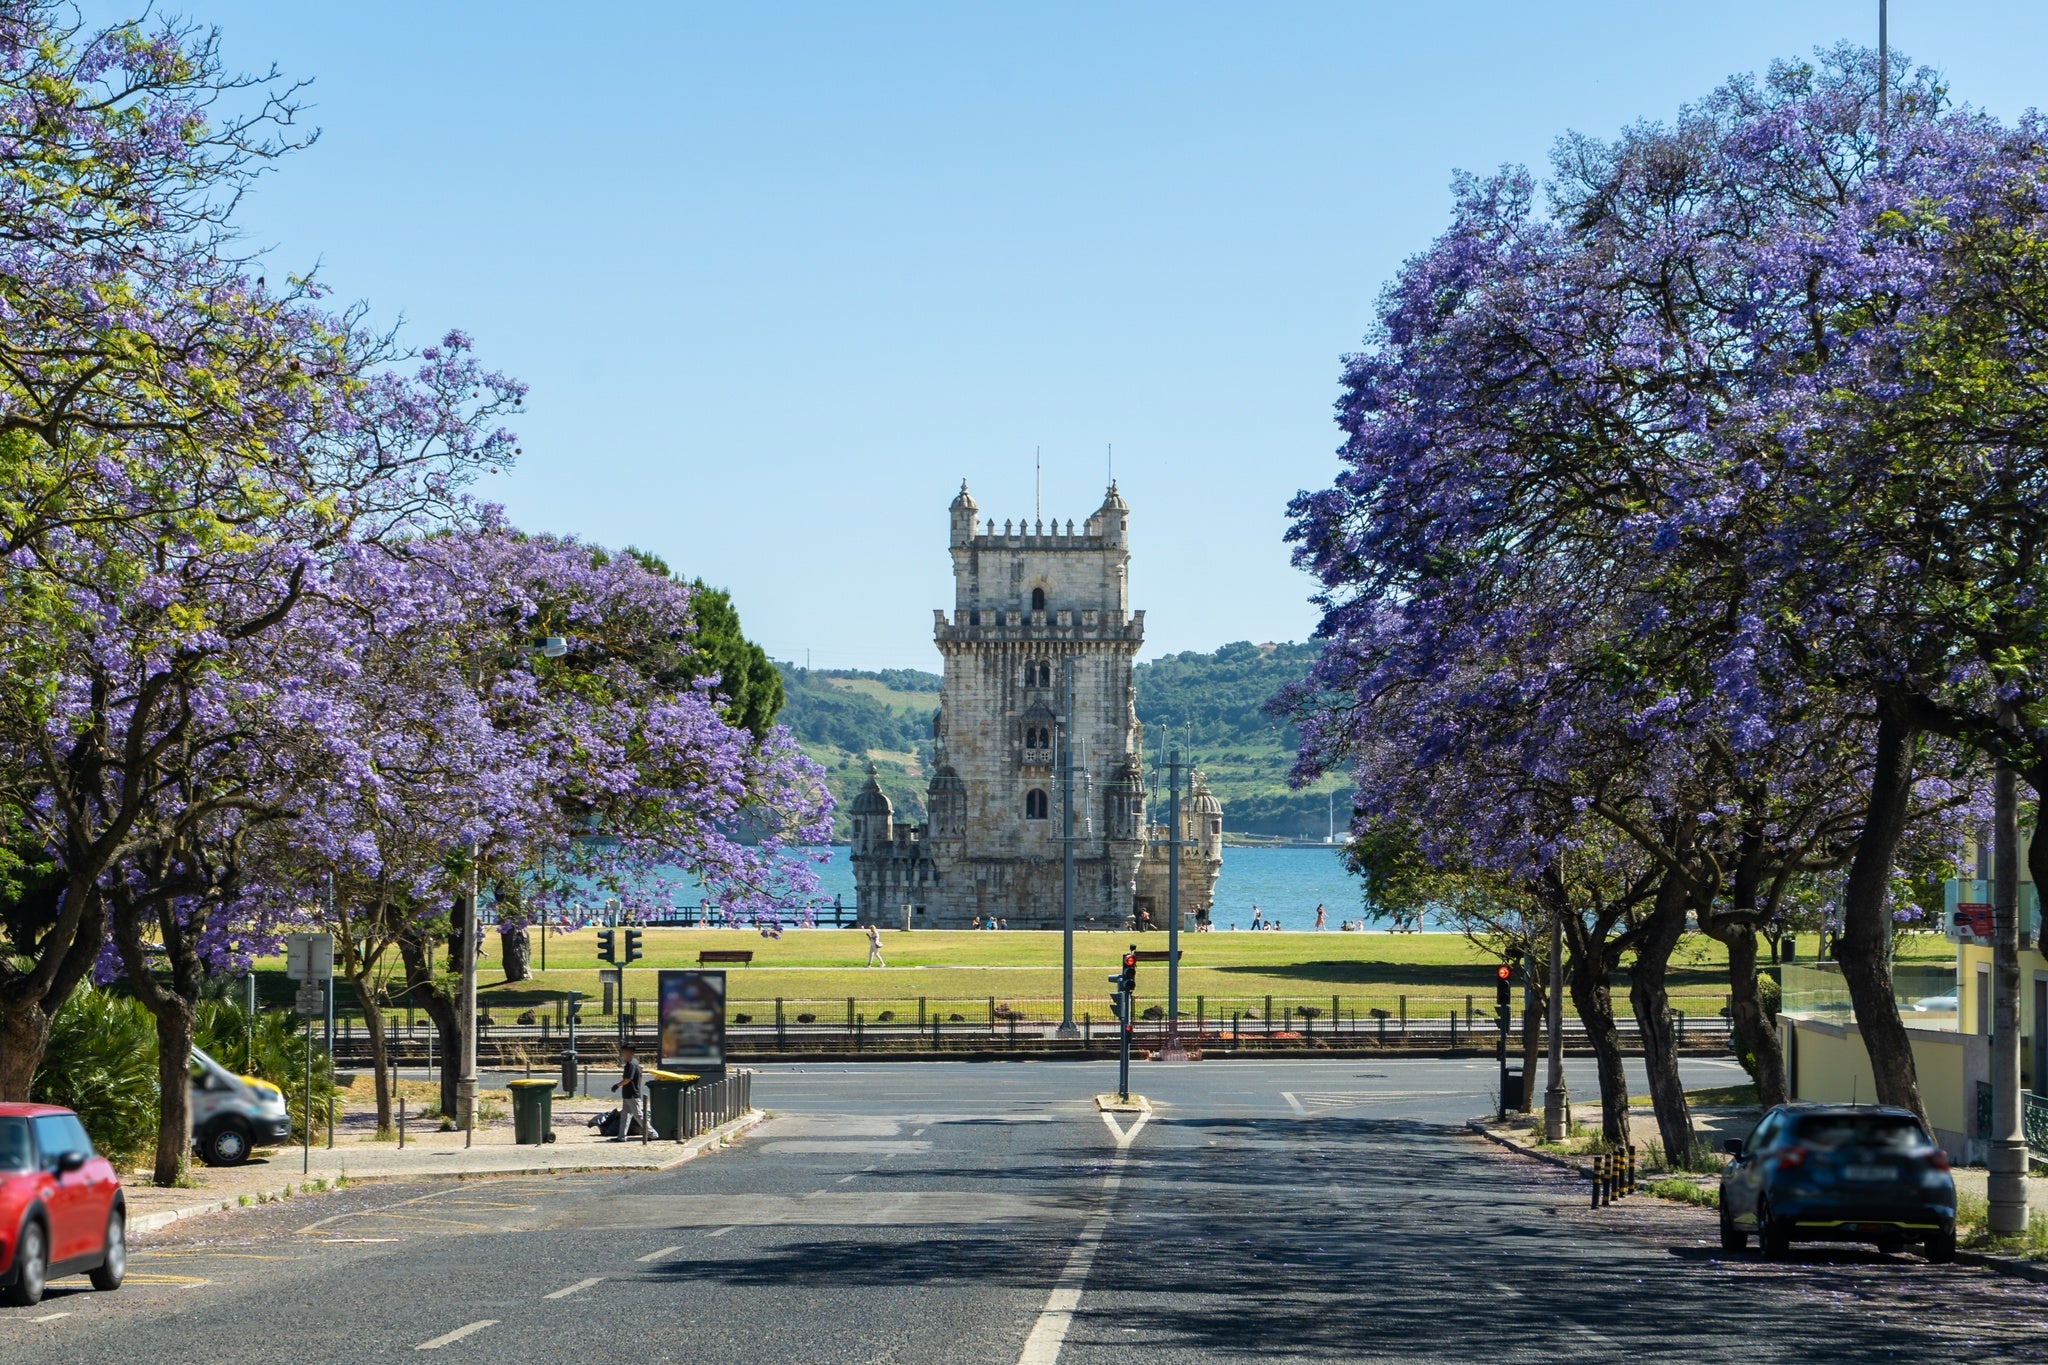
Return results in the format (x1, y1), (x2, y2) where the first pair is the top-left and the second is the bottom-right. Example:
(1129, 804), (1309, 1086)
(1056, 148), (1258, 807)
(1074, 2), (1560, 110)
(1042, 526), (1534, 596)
(849, 766), (894, 853)
(1084, 481), (1129, 548)
(950, 480), (979, 548)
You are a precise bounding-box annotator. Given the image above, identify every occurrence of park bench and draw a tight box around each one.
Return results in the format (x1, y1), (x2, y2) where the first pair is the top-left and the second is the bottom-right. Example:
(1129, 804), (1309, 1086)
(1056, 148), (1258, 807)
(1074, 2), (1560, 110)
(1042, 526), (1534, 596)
(1132, 950), (1182, 963)
(697, 949), (755, 966)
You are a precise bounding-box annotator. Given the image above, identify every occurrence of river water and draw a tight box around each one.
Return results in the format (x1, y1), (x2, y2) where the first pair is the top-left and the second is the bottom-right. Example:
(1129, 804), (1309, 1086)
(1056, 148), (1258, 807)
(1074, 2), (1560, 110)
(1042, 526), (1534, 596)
(788, 842), (1444, 928)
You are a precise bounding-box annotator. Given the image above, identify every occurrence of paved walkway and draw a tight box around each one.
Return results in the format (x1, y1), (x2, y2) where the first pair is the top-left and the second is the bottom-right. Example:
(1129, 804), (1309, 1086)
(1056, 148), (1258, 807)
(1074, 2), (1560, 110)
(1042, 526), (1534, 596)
(126, 1097), (760, 1234)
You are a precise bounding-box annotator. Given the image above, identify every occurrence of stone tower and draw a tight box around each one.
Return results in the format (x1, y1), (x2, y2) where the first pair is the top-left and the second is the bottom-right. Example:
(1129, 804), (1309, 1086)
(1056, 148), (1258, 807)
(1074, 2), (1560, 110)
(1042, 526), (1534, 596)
(850, 480), (1222, 929)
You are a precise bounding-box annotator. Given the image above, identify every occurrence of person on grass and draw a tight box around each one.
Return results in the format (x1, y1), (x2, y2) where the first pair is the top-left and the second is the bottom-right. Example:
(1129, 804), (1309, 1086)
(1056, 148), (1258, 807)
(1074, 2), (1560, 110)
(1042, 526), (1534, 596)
(866, 923), (886, 967)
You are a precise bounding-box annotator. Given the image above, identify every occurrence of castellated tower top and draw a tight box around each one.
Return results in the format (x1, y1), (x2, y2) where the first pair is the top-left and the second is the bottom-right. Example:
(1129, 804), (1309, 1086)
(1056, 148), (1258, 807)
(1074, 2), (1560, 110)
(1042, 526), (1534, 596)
(941, 481), (1136, 626)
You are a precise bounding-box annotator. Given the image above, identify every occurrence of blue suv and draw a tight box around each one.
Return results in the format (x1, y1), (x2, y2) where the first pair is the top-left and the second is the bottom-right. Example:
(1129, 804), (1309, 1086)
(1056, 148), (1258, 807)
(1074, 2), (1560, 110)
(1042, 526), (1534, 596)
(1720, 1104), (1956, 1262)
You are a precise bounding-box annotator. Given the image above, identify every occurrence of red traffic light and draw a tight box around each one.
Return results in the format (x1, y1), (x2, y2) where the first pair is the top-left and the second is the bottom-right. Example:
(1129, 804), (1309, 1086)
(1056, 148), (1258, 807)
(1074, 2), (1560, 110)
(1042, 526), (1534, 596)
(1124, 953), (1138, 969)
(1496, 965), (1511, 981)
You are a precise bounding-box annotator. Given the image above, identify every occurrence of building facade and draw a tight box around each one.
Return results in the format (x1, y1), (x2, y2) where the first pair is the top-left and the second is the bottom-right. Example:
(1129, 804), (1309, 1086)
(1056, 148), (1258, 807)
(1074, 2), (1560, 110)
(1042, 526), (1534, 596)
(850, 481), (1222, 930)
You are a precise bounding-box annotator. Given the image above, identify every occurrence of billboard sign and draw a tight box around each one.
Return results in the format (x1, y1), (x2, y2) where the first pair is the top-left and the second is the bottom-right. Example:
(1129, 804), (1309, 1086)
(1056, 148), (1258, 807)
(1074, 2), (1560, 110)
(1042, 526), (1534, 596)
(658, 969), (726, 1070)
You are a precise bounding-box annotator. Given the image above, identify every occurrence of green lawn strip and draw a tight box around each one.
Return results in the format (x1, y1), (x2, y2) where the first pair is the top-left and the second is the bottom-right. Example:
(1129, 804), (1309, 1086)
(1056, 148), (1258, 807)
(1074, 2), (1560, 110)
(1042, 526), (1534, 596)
(248, 929), (1954, 1024)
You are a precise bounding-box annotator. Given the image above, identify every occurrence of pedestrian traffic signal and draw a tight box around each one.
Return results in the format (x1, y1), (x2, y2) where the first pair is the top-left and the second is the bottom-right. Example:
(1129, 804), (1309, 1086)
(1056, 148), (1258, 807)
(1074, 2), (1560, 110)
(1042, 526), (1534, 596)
(624, 928), (643, 964)
(597, 929), (616, 965)
(1496, 963), (1513, 1009)
(1121, 949), (1138, 995)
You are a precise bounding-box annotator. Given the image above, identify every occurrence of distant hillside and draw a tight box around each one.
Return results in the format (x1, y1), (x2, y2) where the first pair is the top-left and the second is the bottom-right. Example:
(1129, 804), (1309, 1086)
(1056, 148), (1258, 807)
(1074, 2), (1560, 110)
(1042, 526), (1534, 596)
(1134, 642), (1344, 838)
(776, 664), (938, 838)
(774, 646), (1339, 840)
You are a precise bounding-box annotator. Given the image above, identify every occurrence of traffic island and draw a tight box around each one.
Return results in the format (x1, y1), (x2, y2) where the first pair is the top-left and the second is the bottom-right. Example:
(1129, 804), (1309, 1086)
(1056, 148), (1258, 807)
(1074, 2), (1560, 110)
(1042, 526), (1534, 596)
(1095, 1093), (1151, 1114)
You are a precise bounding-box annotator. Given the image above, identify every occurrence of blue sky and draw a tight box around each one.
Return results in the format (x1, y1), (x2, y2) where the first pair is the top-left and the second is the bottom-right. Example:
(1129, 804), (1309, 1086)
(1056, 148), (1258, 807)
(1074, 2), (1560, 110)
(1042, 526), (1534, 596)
(126, 2), (2048, 667)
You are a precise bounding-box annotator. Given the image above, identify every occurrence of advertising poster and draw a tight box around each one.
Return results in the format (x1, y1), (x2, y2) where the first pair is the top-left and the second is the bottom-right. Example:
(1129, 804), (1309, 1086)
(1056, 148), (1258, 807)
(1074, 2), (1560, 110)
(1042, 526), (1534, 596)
(659, 969), (726, 1069)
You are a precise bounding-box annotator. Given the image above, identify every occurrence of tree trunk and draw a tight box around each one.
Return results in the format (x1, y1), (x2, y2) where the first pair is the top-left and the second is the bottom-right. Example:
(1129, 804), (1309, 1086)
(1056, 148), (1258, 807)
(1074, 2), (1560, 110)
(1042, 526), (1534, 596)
(1720, 921), (1787, 1107)
(399, 923), (462, 1120)
(1629, 875), (1696, 1167)
(0, 1000), (53, 1102)
(1838, 702), (1926, 1123)
(353, 978), (393, 1134)
(500, 925), (531, 983)
(150, 1000), (196, 1187)
(1566, 928), (1631, 1146)
(1520, 972), (1543, 1112)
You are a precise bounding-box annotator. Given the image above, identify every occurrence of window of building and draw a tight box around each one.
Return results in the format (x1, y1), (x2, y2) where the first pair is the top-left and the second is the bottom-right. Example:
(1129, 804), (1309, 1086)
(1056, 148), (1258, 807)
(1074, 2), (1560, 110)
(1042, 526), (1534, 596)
(1025, 660), (1052, 688)
(1025, 789), (1049, 820)
(1031, 587), (1046, 612)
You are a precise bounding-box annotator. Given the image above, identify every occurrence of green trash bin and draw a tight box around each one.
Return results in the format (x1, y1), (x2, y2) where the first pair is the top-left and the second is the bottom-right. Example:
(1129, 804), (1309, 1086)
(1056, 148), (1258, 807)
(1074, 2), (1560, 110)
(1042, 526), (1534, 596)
(645, 1070), (699, 1141)
(507, 1079), (556, 1145)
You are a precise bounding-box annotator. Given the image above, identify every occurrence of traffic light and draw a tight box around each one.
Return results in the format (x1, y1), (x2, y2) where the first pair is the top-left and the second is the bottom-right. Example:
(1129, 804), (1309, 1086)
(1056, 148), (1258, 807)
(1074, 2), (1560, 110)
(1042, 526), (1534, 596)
(1121, 948), (1138, 996)
(624, 928), (643, 964)
(597, 929), (616, 965)
(1496, 963), (1513, 1010)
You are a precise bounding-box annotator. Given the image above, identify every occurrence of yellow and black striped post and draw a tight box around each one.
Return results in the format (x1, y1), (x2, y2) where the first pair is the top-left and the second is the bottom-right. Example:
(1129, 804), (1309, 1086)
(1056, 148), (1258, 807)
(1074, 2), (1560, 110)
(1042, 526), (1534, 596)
(1626, 1145), (1638, 1197)
(1590, 1151), (1605, 1207)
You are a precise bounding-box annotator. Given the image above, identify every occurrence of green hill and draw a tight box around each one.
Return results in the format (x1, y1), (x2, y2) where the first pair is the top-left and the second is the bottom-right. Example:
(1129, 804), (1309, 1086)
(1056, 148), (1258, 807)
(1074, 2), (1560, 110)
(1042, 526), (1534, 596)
(774, 645), (1337, 840)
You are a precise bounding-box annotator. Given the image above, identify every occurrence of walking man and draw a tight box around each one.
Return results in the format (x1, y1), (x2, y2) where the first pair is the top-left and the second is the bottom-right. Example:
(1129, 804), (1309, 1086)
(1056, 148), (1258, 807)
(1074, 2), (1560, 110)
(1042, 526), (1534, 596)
(610, 1042), (644, 1140)
(866, 922), (886, 967)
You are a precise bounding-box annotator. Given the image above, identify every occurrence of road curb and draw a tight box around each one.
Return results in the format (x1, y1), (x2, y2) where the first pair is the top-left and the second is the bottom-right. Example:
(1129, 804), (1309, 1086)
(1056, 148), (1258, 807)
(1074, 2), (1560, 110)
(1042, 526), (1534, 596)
(1472, 1120), (2048, 1282)
(1467, 1120), (1594, 1180)
(130, 1109), (763, 1237)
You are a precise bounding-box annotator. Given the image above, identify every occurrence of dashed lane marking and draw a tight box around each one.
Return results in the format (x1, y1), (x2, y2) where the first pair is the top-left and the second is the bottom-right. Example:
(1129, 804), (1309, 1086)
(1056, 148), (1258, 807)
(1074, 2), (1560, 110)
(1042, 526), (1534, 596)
(637, 1245), (683, 1262)
(544, 1278), (603, 1300)
(705, 1225), (736, 1238)
(123, 1273), (211, 1285)
(416, 1320), (497, 1350)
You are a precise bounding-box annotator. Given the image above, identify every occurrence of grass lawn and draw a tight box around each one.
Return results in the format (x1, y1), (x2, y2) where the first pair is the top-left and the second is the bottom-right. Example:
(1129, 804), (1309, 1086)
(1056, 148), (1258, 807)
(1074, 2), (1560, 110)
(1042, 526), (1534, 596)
(256, 927), (1959, 1025)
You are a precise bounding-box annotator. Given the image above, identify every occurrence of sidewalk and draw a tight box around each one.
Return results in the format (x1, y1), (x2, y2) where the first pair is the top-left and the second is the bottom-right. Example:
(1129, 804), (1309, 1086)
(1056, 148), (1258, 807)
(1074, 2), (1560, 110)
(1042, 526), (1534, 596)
(126, 1093), (761, 1235)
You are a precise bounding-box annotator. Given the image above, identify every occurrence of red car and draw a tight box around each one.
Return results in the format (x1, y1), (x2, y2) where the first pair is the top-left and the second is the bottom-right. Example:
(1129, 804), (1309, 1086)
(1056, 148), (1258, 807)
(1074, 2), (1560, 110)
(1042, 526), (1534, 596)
(0, 1104), (125, 1306)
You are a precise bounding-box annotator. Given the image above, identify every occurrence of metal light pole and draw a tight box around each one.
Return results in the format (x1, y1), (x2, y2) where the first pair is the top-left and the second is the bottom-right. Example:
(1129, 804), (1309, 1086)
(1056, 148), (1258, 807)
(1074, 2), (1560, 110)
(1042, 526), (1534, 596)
(1989, 759), (2028, 1232)
(1056, 657), (1079, 1038)
(1877, 0), (1888, 157)
(1543, 910), (1569, 1142)
(1166, 748), (1182, 1029)
(458, 852), (479, 1148)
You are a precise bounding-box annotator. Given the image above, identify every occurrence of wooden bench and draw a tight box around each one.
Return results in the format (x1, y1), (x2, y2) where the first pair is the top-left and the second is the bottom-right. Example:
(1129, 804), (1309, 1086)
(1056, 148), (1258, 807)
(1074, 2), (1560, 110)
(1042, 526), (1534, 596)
(1132, 950), (1183, 963)
(697, 950), (754, 966)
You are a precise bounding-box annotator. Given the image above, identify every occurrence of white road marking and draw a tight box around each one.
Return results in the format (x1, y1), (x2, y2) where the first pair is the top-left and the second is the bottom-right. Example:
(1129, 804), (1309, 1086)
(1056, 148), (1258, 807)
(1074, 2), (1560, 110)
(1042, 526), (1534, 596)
(1281, 1091), (1308, 1115)
(416, 1320), (497, 1350)
(637, 1245), (682, 1262)
(29, 1311), (70, 1322)
(836, 1174), (858, 1183)
(544, 1278), (603, 1300)
(1098, 1110), (1151, 1149)
(705, 1225), (737, 1238)
(1017, 1151), (1129, 1365)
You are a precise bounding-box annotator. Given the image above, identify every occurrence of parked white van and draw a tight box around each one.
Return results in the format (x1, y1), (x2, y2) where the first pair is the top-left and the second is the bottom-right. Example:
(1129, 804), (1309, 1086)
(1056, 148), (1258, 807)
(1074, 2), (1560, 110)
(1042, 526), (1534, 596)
(189, 1045), (292, 1166)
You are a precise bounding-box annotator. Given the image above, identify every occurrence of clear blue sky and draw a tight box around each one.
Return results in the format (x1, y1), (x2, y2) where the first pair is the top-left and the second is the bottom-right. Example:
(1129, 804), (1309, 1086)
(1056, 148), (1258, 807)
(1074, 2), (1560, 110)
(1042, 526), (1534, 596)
(122, 2), (2048, 668)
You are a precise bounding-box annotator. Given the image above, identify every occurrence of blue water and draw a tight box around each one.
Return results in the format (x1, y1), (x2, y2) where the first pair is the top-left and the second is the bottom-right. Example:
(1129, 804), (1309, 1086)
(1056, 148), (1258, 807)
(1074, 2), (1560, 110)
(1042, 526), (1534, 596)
(794, 843), (1442, 928)
(616, 843), (1461, 929)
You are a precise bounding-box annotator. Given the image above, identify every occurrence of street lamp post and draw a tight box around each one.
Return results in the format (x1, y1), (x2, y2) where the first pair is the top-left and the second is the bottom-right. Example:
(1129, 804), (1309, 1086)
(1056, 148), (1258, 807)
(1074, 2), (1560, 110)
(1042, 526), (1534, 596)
(1543, 909), (1568, 1142)
(1056, 657), (1079, 1039)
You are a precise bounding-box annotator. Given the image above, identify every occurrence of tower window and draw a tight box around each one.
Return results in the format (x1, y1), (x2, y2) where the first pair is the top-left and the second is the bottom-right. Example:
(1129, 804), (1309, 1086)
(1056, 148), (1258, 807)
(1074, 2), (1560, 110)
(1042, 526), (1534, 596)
(1025, 726), (1051, 749)
(1025, 789), (1049, 820)
(1031, 587), (1046, 612)
(1025, 660), (1052, 688)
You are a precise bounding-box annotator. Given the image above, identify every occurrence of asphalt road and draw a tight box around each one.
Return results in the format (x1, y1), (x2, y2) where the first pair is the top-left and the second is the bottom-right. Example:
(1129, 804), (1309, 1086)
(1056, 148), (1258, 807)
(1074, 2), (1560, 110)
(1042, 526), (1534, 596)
(4, 1055), (2045, 1363)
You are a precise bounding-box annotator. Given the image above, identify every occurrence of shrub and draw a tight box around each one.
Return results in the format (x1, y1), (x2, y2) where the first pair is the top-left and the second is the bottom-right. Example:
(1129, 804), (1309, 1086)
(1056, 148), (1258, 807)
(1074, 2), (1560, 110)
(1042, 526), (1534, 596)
(796, 1013), (817, 1024)
(33, 987), (159, 1168)
(948, 1013), (964, 1022)
(1297, 1006), (1323, 1019)
(1141, 1005), (1165, 1020)
(1648, 1178), (1719, 1208)
(877, 1010), (895, 1022)
(733, 1013), (753, 1025)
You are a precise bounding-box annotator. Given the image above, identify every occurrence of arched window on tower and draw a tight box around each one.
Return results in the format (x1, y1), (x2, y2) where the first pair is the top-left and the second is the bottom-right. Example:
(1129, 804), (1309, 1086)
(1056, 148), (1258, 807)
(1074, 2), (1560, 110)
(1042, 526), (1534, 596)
(1031, 587), (1046, 613)
(1025, 789), (1049, 820)
(1025, 660), (1052, 688)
